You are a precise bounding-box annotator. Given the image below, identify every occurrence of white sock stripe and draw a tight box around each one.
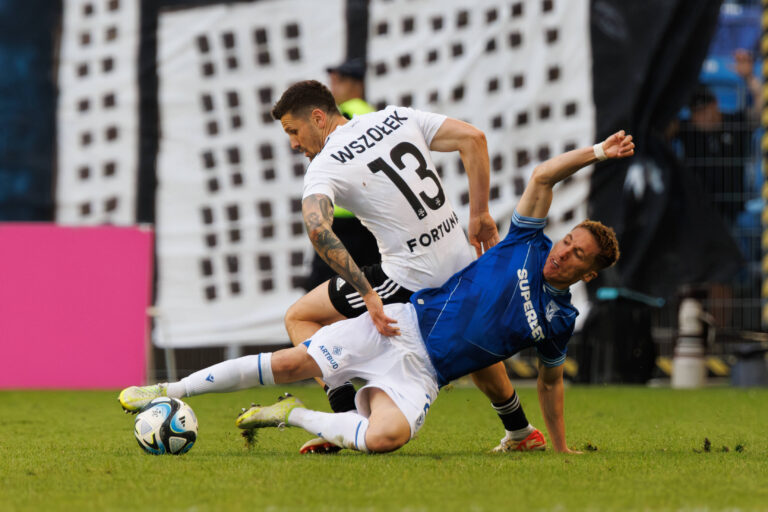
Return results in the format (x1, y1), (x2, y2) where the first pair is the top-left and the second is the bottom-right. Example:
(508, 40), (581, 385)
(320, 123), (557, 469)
(493, 394), (521, 415)
(354, 420), (363, 450)
(258, 352), (275, 386)
(354, 417), (369, 453)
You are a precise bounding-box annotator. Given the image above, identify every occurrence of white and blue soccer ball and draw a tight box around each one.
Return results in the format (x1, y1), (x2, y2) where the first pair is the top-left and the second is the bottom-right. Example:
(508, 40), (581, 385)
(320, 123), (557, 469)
(133, 397), (198, 455)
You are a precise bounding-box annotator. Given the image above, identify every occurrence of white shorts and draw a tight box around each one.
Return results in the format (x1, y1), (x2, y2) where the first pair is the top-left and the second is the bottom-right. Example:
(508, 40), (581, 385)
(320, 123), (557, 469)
(305, 302), (439, 437)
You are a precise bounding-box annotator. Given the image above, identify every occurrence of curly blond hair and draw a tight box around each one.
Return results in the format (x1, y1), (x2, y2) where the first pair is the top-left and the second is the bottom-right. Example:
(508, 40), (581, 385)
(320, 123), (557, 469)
(576, 219), (620, 270)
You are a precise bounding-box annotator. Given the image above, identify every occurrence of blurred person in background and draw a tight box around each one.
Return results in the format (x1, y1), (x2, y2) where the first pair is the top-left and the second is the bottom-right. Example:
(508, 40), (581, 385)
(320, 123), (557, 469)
(301, 57), (380, 293)
(672, 49), (761, 327)
(327, 57), (375, 120)
(675, 49), (760, 227)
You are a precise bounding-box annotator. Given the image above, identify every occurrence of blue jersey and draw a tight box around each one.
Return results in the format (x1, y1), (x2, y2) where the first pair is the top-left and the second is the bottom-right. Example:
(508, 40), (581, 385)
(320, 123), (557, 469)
(410, 211), (578, 387)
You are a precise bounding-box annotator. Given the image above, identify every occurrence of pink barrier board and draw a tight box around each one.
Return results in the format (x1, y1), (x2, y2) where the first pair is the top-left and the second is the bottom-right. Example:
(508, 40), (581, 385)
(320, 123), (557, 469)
(0, 224), (153, 389)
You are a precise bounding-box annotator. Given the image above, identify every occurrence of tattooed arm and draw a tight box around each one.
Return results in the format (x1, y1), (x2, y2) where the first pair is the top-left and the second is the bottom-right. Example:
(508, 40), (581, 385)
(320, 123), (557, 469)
(302, 193), (400, 336)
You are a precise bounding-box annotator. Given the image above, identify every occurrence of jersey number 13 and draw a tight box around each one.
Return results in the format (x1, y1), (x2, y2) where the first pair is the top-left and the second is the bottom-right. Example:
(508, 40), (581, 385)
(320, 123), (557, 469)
(367, 142), (446, 219)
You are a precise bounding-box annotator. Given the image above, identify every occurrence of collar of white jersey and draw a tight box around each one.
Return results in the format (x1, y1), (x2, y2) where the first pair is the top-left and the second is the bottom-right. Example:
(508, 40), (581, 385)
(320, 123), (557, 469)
(543, 281), (569, 296)
(324, 118), (357, 147)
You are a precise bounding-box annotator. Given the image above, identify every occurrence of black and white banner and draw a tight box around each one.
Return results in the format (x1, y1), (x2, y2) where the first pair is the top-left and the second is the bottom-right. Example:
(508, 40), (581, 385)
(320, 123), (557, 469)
(367, 0), (595, 324)
(153, 0), (344, 347)
(50, 0), (732, 348)
(56, 0), (140, 224)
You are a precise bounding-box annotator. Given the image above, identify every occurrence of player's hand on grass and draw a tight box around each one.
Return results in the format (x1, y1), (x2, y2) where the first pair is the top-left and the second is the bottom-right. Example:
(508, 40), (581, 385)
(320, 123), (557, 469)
(468, 211), (499, 257)
(364, 291), (400, 336)
(601, 130), (635, 160)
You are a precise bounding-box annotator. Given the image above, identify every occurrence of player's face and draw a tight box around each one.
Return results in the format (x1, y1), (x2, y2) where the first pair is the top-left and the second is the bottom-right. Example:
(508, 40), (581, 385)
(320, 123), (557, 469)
(542, 227), (600, 289)
(280, 111), (325, 160)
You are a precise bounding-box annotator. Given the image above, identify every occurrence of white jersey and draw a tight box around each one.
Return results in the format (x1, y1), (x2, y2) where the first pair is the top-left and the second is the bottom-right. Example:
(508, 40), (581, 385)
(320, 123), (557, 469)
(303, 105), (474, 291)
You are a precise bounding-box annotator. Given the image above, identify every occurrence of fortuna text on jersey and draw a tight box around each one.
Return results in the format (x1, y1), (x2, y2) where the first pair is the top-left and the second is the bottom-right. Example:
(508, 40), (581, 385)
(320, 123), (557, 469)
(329, 111), (409, 163)
(406, 210), (460, 252)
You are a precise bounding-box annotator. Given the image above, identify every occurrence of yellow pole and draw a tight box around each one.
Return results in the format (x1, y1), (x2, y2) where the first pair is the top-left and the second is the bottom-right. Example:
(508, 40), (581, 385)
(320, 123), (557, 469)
(763, 0), (768, 327)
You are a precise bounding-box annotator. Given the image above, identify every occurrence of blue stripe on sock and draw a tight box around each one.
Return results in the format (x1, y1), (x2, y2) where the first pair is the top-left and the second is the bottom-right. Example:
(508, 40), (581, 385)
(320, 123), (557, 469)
(354, 420), (362, 450)
(258, 353), (263, 385)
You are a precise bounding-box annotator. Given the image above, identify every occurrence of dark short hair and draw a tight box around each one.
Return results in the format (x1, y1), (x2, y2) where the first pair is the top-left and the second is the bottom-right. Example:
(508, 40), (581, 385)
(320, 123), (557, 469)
(576, 219), (620, 271)
(271, 80), (339, 120)
(689, 84), (717, 110)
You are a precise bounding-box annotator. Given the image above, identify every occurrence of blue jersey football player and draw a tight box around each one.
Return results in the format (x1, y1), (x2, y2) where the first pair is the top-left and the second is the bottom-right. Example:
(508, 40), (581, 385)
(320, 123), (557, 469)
(121, 130), (633, 454)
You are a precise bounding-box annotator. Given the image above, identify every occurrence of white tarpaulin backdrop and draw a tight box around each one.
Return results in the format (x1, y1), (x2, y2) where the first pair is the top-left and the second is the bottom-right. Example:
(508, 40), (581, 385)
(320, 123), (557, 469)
(154, 0), (344, 347)
(156, 0), (596, 347)
(367, 0), (595, 326)
(57, 0), (597, 348)
(56, 0), (140, 225)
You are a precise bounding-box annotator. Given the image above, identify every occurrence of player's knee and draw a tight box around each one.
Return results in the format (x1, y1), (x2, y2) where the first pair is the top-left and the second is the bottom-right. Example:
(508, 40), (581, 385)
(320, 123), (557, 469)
(284, 300), (307, 344)
(365, 433), (407, 453)
(270, 348), (309, 379)
(284, 300), (301, 327)
(365, 425), (410, 453)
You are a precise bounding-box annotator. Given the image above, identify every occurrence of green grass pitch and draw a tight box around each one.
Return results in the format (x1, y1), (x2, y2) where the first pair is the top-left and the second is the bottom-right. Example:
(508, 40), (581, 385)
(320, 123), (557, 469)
(1, 385), (767, 511)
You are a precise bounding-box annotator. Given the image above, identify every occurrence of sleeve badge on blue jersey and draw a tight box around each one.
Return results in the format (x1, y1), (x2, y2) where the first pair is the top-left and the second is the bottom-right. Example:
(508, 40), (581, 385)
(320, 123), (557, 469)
(545, 300), (560, 322)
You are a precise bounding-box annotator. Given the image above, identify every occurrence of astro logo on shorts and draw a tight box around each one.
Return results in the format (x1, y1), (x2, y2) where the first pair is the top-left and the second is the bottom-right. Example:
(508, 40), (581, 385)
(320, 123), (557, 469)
(318, 345), (339, 369)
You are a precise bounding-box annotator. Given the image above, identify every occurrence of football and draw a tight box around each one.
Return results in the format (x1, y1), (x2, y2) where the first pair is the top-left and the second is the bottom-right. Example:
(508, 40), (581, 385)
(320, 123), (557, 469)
(133, 397), (198, 455)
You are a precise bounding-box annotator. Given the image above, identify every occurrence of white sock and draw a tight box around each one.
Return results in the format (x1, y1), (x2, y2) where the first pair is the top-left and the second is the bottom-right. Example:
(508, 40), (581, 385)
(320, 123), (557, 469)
(166, 353), (274, 398)
(288, 408), (369, 453)
(505, 424), (535, 441)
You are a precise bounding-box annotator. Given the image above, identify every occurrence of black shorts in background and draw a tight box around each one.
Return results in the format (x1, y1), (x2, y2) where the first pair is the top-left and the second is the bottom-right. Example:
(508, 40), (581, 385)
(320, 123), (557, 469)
(328, 263), (414, 318)
(302, 217), (380, 291)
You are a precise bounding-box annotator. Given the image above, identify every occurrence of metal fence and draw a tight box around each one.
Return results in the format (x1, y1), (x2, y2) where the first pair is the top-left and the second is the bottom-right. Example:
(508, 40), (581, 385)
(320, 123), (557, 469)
(653, 50), (764, 360)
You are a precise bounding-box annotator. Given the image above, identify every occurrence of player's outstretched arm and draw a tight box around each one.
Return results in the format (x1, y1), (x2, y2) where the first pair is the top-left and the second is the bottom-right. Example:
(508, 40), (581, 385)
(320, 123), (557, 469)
(536, 363), (582, 454)
(430, 118), (499, 256)
(302, 193), (399, 336)
(517, 130), (635, 219)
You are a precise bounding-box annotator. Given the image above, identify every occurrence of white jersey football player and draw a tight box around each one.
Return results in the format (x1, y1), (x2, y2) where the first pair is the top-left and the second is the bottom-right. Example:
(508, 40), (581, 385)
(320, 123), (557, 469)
(302, 105), (477, 309)
(273, 80), (532, 453)
(275, 82), (498, 345)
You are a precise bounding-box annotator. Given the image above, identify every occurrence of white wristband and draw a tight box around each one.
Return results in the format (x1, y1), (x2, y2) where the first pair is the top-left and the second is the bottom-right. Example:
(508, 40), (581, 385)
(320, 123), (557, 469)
(593, 142), (607, 161)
